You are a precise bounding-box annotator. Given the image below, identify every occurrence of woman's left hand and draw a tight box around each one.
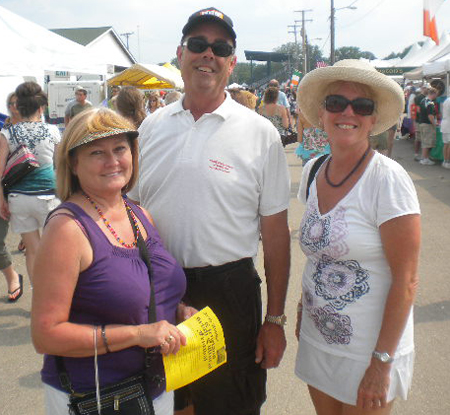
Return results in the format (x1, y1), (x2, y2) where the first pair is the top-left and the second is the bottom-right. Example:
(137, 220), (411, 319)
(356, 359), (391, 410)
(176, 302), (198, 323)
(0, 197), (10, 220)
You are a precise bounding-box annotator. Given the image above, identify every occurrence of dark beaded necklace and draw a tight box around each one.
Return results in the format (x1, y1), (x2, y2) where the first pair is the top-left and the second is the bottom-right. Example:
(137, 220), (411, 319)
(325, 144), (372, 188)
(82, 192), (140, 248)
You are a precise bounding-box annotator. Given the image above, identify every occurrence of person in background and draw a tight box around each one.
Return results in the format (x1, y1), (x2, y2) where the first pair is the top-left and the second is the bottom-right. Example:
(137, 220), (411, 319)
(406, 87), (416, 140)
(0, 82), (61, 286)
(413, 86), (427, 161)
(64, 86), (93, 126)
(418, 87), (438, 166)
(31, 108), (194, 415)
(146, 90), (163, 115)
(229, 88), (257, 110)
(108, 85), (121, 109)
(164, 91), (183, 106)
(295, 59), (420, 415)
(439, 96), (450, 169)
(268, 79), (291, 125)
(258, 87), (289, 136)
(128, 7), (291, 415)
(116, 86), (147, 128)
(0, 92), (23, 301)
(295, 107), (330, 165)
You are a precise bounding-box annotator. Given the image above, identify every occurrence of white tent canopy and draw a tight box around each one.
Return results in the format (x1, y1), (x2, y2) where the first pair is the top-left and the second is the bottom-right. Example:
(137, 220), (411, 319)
(0, 6), (109, 77)
(423, 53), (450, 76)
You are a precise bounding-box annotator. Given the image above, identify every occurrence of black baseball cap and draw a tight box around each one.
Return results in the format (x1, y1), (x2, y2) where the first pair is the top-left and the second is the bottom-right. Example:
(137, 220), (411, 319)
(182, 7), (237, 46)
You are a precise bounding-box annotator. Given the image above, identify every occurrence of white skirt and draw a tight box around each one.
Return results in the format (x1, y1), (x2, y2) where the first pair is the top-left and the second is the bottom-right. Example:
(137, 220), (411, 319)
(295, 336), (415, 405)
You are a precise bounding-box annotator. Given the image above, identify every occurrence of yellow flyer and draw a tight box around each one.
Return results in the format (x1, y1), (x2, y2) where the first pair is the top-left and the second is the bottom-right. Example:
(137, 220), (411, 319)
(163, 306), (227, 391)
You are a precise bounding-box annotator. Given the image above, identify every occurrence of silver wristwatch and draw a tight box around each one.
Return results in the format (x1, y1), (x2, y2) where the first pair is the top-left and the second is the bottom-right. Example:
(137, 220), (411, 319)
(372, 350), (394, 363)
(265, 314), (287, 327)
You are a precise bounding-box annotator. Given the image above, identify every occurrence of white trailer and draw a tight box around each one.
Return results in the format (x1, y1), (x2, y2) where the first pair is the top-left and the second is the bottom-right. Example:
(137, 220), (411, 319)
(47, 80), (105, 126)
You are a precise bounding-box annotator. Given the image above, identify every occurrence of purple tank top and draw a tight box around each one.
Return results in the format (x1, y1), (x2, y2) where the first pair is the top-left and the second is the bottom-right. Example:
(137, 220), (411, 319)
(41, 200), (186, 397)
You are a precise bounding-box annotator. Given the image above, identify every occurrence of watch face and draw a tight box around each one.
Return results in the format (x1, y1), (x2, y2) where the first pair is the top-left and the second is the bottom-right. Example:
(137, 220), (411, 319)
(373, 351), (392, 363)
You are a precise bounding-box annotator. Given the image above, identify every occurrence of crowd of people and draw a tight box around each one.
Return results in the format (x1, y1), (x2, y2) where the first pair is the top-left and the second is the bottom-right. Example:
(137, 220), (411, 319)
(0, 5), (429, 415)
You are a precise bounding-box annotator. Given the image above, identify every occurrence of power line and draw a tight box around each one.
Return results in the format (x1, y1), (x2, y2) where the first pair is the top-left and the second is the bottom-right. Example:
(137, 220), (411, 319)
(339, 0), (388, 29)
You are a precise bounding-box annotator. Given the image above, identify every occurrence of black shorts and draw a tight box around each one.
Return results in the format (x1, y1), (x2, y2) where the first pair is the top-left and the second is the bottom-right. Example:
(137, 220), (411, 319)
(175, 258), (267, 415)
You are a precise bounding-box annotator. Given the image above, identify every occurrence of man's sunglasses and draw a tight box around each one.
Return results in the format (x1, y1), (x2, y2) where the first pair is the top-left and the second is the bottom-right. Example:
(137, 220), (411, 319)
(183, 37), (234, 58)
(324, 95), (375, 116)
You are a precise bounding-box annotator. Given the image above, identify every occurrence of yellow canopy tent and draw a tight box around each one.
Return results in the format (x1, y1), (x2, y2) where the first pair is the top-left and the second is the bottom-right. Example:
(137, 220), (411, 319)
(107, 63), (183, 89)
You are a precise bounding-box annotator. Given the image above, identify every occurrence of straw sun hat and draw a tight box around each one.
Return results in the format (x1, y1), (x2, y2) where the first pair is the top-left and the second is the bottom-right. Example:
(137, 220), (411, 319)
(297, 59), (405, 135)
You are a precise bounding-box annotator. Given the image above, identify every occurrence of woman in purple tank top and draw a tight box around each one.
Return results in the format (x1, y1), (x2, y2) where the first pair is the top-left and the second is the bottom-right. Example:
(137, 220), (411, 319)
(30, 108), (195, 415)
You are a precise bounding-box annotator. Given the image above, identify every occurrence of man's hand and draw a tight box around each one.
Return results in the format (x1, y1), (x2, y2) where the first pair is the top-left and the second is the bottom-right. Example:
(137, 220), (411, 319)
(255, 321), (286, 369)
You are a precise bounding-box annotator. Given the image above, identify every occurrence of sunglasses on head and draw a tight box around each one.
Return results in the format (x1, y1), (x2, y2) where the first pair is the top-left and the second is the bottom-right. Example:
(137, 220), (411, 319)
(324, 95), (375, 116)
(184, 37), (234, 57)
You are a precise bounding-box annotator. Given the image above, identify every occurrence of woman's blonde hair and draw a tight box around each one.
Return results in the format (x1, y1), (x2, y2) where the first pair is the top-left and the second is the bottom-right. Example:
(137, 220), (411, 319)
(57, 108), (139, 201)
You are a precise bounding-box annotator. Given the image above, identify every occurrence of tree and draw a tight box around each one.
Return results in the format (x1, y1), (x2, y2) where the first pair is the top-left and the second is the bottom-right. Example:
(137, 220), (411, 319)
(335, 46), (376, 61)
(170, 57), (180, 69)
(306, 44), (327, 71)
(383, 42), (424, 60)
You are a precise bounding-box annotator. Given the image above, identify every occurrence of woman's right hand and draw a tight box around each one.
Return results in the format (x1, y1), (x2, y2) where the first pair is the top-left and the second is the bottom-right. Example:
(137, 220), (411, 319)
(137, 321), (186, 355)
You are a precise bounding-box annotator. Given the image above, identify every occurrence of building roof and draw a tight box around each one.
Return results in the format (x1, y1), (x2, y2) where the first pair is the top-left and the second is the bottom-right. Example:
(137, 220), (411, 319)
(50, 27), (111, 46)
(50, 26), (136, 64)
(244, 51), (290, 62)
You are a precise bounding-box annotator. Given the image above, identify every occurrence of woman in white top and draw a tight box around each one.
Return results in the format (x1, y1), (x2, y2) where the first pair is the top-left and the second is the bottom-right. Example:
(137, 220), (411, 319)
(295, 60), (421, 415)
(0, 82), (60, 285)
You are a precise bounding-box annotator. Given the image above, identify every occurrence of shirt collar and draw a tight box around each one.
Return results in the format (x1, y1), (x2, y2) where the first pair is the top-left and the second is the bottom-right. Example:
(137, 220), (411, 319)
(169, 91), (235, 121)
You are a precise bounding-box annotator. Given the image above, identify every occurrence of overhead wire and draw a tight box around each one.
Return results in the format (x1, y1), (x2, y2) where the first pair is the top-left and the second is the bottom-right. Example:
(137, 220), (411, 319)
(339, 0), (389, 29)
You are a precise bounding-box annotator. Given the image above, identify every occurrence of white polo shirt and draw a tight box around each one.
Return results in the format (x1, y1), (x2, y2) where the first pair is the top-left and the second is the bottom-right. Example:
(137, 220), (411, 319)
(128, 93), (290, 268)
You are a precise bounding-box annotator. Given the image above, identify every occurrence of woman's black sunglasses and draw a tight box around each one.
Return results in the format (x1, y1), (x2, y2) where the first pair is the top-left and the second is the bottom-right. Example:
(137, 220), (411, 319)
(183, 37), (234, 58)
(324, 95), (375, 116)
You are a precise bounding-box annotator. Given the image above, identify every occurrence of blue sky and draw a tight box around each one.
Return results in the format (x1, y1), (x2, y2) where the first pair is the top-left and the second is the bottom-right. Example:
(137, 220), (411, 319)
(3, 0), (450, 64)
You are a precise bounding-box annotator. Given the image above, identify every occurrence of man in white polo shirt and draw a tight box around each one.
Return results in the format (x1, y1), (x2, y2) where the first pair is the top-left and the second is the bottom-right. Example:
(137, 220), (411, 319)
(128, 7), (290, 415)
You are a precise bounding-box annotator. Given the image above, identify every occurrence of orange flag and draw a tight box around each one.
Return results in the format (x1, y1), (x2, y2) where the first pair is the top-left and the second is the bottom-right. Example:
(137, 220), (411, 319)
(424, 0), (446, 44)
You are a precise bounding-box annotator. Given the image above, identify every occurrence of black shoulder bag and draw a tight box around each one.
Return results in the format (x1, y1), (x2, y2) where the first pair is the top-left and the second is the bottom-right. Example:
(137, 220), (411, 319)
(55, 206), (160, 415)
(306, 154), (328, 201)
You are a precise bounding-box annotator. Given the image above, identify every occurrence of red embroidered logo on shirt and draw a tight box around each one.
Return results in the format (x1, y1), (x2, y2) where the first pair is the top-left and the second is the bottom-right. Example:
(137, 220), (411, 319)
(209, 159), (234, 174)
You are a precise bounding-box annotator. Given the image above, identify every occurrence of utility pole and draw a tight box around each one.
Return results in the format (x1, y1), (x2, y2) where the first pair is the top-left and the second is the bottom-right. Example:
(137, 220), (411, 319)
(330, 0), (335, 65)
(287, 24), (301, 45)
(120, 32), (134, 51)
(288, 24), (301, 71)
(330, 1), (357, 65)
(294, 9), (313, 75)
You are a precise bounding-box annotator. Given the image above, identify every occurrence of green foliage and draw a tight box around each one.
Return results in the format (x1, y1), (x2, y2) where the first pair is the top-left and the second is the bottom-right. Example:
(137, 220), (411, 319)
(170, 57), (180, 69)
(382, 42), (424, 60)
(335, 46), (376, 61)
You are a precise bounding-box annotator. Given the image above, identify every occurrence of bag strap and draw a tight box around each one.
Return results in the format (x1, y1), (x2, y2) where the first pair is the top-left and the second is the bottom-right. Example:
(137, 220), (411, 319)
(126, 204), (156, 324)
(56, 201), (157, 395)
(306, 154), (328, 201)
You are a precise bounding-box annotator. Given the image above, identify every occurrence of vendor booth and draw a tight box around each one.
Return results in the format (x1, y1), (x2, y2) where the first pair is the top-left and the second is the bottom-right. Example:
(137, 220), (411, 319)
(107, 63), (184, 90)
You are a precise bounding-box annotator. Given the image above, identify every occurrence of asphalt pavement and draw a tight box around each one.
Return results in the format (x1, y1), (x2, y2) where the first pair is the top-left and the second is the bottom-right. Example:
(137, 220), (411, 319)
(0, 137), (449, 414)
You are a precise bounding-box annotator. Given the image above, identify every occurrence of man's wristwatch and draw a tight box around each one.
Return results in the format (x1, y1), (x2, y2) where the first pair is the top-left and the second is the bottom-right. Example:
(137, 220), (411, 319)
(265, 314), (287, 327)
(372, 350), (394, 363)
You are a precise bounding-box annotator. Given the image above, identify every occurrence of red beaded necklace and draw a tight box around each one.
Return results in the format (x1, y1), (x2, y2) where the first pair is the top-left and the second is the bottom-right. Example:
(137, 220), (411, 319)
(82, 192), (140, 248)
